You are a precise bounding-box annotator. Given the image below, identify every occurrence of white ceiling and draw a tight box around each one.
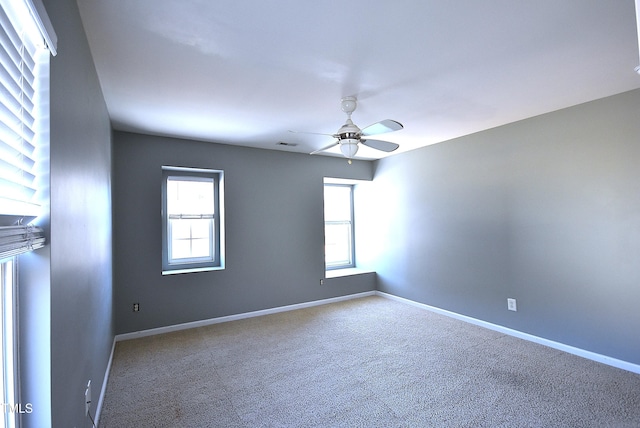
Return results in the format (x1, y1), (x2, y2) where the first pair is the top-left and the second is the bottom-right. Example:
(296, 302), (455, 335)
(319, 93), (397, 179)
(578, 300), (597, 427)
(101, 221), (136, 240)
(76, 0), (640, 160)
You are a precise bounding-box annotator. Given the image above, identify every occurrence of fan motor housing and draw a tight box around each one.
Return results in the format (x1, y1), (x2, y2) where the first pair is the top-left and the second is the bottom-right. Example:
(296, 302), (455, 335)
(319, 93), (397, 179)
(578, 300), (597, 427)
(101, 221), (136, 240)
(337, 119), (360, 136)
(338, 131), (360, 141)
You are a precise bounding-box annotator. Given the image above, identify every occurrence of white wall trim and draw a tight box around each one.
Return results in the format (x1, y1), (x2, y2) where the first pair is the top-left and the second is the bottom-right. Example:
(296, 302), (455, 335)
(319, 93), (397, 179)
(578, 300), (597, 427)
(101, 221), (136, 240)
(94, 338), (116, 425)
(376, 291), (640, 375)
(115, 291), (376, 342)
(325, 268), (375, 279)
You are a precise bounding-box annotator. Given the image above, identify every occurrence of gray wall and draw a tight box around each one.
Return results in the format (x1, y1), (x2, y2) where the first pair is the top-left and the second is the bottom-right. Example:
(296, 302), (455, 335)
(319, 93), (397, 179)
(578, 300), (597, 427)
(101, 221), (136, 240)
(42, 0), (114, 427)
(113, 132), (375, 334)
(369, 89), (640, 365)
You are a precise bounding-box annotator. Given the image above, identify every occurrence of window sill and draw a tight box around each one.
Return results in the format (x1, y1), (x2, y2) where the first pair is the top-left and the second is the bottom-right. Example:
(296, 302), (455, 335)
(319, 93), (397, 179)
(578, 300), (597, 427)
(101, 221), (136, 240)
(162, 266), (224, 276)
(325, 268), (375, 279)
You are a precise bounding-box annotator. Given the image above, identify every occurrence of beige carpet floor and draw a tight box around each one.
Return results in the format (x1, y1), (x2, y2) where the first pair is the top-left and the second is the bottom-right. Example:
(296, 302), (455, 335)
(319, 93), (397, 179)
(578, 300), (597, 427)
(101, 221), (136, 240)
(99, 296), (640, 427)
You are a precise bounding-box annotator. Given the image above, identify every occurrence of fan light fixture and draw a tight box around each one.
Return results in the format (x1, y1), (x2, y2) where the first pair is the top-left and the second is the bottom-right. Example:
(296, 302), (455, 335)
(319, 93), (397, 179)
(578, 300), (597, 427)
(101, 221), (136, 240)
(339, 139), (359, 158)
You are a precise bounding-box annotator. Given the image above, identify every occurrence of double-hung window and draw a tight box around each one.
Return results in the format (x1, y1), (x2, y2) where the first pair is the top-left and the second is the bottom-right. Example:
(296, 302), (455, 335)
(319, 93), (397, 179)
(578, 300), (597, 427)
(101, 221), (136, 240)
(162, 167), (224, 275)
(323, 184), (355, 270)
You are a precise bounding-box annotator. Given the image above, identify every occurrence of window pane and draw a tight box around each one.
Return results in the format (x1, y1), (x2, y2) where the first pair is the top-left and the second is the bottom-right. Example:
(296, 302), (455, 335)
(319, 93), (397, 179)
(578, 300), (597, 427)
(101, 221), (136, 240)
(171, 239), (192, 260)
(189, 219), (210, 239)
(325, 223), (353, 267)
(324, 186), (351, 221)
(171, 219), (192, 240)
(190, 238), (211, 258)
(167, 177), (214, 216)
(169, 218), (213, 261)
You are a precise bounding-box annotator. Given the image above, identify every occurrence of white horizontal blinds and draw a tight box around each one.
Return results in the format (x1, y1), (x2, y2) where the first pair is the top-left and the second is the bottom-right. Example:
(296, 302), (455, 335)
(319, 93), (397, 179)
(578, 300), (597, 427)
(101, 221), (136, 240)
(0, 0), (54, 259)
(0, 1), (43, 217)
(0, 224), (44, 260)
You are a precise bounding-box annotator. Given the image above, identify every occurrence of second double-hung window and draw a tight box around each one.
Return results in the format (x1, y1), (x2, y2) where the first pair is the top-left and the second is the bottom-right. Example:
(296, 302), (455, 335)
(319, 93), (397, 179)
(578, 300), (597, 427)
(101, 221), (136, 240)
(162, 167), (224, 274)
(324, 184), (355, 269)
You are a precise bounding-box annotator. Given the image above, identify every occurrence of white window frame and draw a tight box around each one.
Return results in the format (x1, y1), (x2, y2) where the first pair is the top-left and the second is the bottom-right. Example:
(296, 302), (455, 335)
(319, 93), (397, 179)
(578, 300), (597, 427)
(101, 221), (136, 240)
(161, 166), (225, 275)
(1, 257), (18, 428)
(323, 183), (355, 270)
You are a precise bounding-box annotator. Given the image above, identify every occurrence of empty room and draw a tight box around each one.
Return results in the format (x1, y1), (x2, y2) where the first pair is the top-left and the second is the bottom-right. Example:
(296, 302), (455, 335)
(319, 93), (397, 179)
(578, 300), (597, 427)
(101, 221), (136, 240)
(2, 0), (640, 427)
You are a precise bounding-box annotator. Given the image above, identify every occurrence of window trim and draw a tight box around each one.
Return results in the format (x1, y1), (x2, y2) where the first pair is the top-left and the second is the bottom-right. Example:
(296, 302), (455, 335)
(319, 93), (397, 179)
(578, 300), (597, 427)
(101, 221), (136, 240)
(323, 183), (355, 270)
(161, 166), (225, 275)
(1, 257), (18, 428)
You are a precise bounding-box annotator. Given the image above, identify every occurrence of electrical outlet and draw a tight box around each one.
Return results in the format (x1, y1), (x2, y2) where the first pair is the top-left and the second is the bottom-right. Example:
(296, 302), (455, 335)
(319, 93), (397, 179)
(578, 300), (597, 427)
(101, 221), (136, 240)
(320, 279), (324, 285)
(507, 298), (517, 312)
(133, 303), (140, 312)
(85, 380), (91, 416)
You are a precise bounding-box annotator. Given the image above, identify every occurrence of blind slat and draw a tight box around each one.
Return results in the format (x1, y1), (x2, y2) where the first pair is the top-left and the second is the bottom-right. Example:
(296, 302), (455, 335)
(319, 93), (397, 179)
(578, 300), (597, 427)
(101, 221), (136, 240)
(0, 177), (36, 199)
(0, 105), (37, 143)
(0, 225), (45, 260)
(0, 146), (36, 172)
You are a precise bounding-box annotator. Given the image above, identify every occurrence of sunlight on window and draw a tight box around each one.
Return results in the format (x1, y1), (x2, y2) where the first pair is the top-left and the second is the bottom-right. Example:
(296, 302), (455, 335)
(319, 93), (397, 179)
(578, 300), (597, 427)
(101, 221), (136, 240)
(167, 177), (215, 262)
(325, 223), (353, 267)
(167, 178), (215, 216)
(324, 185), (354, 269)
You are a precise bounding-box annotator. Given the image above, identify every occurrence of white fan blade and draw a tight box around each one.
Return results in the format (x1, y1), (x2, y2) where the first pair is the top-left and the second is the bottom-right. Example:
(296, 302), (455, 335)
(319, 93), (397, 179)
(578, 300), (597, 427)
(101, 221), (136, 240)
(310, 141), (339, 155)
(289, 129), (336, 137)
(361, 139), (399, 152)
(361, 119), (403, 136)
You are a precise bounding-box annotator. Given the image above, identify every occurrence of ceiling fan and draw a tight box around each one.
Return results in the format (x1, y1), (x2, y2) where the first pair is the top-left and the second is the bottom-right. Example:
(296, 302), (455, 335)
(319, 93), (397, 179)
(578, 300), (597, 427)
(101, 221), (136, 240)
(293, 97), (403, 162)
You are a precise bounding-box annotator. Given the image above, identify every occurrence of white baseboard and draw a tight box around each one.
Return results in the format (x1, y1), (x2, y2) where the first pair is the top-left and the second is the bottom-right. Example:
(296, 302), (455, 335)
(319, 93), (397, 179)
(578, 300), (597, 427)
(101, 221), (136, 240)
(376, 291), (640, 375)
(115, 291), (376, 342)
(94, 338), (116, 426)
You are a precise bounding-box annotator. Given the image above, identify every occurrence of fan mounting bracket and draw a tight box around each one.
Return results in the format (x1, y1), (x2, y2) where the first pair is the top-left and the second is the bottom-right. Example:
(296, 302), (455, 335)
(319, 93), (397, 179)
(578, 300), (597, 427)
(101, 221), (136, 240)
(341, 96), (357, 116)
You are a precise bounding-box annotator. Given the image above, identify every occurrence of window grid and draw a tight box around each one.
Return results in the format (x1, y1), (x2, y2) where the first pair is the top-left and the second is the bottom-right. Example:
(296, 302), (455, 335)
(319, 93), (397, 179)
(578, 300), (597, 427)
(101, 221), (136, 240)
(168, 217), (214, 263)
